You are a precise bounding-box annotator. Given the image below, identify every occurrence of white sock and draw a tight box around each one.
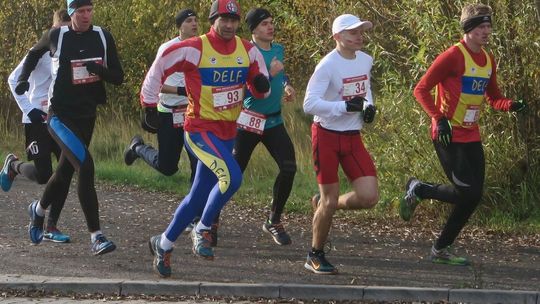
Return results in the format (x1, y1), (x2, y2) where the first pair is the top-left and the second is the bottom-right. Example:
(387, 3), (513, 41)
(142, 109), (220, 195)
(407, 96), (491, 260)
(195, 221), (211, 233)
(90, 230), (103, 243)
(159, 233), (174, 251)
(35, 202), (46, 217)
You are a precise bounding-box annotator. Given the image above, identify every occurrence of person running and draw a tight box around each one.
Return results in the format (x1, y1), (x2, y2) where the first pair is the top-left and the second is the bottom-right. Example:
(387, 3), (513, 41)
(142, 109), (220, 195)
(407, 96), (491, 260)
(400, 3), (526, 266)
(142, 0), (270, 278)
(303, 14), (378, 275)
(123, 9), (198, 183)
(230, 7), (297, 246)
(3, 9), (72, 243)
(14, 0), (124, 255)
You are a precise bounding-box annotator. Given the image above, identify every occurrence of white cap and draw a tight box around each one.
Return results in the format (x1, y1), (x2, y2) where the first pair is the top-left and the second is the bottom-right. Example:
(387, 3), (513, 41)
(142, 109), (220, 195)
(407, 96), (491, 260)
(332, 14), (373, 35)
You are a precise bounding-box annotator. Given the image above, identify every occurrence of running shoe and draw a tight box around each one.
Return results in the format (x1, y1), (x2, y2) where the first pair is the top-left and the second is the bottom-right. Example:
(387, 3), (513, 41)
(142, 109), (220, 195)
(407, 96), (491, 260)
(431, 245), (471, 266)
(28, 200), (44, 244)
(91, 234), (116, 256)
(304, 249), (338, 275)
(210, 223), (218, 247)
(123, 135), (144, 166)
(399, 177), (422, 221)
(148, 235), (173, 278)
(1, 154), (18, 192)
(184, 217), (200, 234)
(43, 226), (71, 243)
(190, 228), (214, 260)
(310, 194), (321, 212)
(262, 220), (292, 245)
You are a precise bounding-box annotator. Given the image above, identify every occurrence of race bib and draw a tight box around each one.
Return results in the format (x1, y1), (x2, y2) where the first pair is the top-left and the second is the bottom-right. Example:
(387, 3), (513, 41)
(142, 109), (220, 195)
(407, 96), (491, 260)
(342, 75), (368, 101)
(237, 109), (266, 135)
(463, 105), (481, 126)
(212, 84), (243, 111)
(172, 106), (187, 128)
(71, 57), (103, 85)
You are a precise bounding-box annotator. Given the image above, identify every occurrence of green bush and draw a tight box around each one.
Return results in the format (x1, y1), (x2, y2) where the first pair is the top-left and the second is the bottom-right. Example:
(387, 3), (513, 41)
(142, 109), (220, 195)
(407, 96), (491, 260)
(1, 0), (538, 229)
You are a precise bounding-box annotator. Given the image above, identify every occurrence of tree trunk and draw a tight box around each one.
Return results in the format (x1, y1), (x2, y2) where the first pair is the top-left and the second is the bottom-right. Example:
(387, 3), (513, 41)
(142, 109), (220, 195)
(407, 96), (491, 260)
(536, 0), (540, 21)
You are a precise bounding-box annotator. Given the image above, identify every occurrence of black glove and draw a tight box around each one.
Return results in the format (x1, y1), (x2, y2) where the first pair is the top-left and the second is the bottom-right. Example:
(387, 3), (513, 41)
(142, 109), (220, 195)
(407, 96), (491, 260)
(363, 104), (376, 123)
(345, 96), (366, 112)
(83, 61), (105, 76)
(510, 99), (527, 112)
(253, 74), (270, 93)
(27, 108), (47, 123)
(436, 117), (452, 147)
(141, 107), (159, 134)
(177, 86), (187, 96)
(15, 80), (30, 95)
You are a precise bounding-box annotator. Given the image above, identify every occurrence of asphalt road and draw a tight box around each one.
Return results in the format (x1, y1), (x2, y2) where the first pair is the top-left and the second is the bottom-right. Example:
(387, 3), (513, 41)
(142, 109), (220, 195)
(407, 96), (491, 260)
(0, 178), (538, 293)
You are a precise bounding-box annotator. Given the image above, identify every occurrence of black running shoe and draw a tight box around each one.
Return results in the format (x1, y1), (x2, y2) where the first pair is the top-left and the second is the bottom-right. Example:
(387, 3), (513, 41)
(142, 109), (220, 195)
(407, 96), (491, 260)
(123, 135), (144, 166)
(91, 234), (116, 256)
(399, 177), (422, 221)
(263, 220), (292, 245)
(304, 250), (338, 275)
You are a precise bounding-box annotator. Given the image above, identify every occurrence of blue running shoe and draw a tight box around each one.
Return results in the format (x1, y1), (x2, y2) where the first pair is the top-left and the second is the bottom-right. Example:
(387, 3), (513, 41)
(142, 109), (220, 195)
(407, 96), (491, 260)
(190, 228), (214, 260)
(91, 234), (116, 256)
(28, 200), (44, 244)
(148, 235), (173, 278)
(1, 154), (18, 192)
(43, 227), (71, 243)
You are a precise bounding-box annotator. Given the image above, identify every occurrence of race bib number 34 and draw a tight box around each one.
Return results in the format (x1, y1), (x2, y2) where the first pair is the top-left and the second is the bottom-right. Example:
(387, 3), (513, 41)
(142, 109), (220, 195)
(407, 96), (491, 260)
(71, 57), (103, 85)
(237, 109), (266, 135)
(342, 75), (368, 101)
(212, 84), (243, 111)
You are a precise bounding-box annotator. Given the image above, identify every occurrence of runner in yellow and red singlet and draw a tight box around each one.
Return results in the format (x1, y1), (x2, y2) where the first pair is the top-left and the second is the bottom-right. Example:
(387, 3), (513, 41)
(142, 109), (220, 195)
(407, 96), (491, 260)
(142, 0), (270, 278)
(400, 3), (527, 266)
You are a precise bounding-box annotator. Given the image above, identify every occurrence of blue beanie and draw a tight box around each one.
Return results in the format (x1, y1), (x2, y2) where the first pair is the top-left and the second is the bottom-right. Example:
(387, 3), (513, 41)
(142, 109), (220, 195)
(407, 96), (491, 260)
(67, 0), (93, 16)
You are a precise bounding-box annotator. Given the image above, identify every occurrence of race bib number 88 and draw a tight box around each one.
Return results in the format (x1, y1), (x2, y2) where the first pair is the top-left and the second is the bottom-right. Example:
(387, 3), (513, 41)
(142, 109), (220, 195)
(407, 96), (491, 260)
(237, 109), (266, 135)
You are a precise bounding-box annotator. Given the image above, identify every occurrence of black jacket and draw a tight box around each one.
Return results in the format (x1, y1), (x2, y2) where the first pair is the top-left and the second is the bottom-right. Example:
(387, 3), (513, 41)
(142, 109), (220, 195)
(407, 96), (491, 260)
(18, 25), (124, 118)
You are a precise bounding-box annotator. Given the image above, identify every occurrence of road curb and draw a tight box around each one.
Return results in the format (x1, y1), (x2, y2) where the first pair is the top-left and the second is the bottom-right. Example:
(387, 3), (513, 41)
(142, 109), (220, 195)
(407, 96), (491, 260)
(1, 275), (538, 303)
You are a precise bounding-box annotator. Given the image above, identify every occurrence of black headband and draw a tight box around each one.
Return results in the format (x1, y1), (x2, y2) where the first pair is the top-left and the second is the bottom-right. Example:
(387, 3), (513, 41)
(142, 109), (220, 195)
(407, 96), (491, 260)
(462, 15), (491, 33)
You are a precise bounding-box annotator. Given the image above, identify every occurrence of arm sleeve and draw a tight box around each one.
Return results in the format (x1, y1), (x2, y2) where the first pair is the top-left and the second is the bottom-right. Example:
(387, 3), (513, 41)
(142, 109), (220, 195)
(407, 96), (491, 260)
(303, 64), (347, 118)
(100, 31), (124, 85)
(244, 41), (271, 99)
(485, 54), (513, 111)
(17, 30), (51, 82)
(413, 49), (458, 121)
(140, 41), (194, 107)
(7, 58), (34, 115)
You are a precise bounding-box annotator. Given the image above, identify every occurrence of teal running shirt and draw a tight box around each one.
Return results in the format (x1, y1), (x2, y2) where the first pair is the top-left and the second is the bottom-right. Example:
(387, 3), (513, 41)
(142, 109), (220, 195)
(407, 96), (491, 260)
(243, 42), (285, 129)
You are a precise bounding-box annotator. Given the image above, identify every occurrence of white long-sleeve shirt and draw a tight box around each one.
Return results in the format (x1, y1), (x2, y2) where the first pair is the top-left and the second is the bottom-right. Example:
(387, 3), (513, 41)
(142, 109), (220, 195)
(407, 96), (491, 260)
(7, 54), (51, 123)
(303, 49), (374, 131)
(156, 37), (188, 112)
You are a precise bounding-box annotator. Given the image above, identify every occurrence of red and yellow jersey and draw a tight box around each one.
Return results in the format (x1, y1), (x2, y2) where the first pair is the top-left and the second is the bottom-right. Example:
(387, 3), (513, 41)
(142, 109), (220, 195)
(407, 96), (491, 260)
(140, 27), (270, 140)
(414, 40), (512, 143)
